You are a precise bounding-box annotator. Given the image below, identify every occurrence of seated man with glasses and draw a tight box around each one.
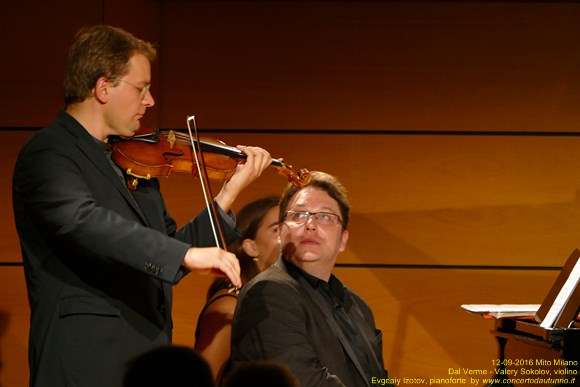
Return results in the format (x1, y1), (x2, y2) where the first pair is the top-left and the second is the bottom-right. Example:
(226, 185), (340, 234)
(231, 171), (393, 387)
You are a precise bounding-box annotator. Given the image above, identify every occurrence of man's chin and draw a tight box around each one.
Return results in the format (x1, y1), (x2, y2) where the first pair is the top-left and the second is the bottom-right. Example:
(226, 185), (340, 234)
(123, 123), (141, 138)
(115, 129), (137, 139)
(293, 252), (321, 263)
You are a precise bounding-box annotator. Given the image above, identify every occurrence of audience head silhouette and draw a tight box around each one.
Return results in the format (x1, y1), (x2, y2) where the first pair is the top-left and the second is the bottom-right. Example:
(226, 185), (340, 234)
(124, 345), (214, 387)
(222, 361), (300, 387)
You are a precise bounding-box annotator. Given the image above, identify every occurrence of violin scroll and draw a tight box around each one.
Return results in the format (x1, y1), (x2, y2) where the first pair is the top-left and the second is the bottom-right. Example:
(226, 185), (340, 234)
(273, 165), (312, 188)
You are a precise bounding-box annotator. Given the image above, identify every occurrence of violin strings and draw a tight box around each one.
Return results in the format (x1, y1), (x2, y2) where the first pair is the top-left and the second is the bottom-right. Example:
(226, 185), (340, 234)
(186, 115), (221, 248)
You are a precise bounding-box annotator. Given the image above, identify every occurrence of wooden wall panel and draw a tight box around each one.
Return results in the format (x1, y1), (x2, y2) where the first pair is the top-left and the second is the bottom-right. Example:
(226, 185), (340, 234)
(0, 0), (162, 129)
(0, 267), (29, 387)
(158, 131), (580, 267)
(0, 0), (103, 127)
(6, 130), (580, 267)
(3, 0), (580, 385)
(0, 131), (30, 263)
(3, 2), (580, 132)
(158, 1), (580, 132)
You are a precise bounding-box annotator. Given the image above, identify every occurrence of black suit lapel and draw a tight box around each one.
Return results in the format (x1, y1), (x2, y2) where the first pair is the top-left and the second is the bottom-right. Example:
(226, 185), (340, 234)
(76, 136), (149, 225)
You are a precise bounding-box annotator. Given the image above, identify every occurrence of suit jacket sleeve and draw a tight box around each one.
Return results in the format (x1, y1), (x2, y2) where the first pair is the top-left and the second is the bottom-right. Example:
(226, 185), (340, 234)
(13, 126), (238, 285)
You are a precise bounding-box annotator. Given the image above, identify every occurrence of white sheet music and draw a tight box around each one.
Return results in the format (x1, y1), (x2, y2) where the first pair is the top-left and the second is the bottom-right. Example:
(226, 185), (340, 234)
(540, 258), (580, 328)
(461, 304), (540, 318)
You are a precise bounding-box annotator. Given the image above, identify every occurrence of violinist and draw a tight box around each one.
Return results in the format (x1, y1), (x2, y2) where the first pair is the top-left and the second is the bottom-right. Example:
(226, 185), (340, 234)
(12, 25), (271, 387)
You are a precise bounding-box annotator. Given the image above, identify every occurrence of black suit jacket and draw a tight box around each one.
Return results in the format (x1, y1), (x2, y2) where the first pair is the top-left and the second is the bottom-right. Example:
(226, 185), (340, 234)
(12, 110), (239, 387)
(231, 257), (388, 387)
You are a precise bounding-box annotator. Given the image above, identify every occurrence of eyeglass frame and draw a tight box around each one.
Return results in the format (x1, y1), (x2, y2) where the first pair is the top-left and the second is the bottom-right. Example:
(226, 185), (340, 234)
(110, 78), (152, 99)
(284, 210), (343, 226)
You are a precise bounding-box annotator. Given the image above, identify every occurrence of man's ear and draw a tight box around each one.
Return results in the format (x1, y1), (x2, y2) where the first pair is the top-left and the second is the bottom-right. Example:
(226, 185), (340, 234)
(94, 77), (111, 103)
(338, 229), (349, 253)
(242, 239), (259, 258)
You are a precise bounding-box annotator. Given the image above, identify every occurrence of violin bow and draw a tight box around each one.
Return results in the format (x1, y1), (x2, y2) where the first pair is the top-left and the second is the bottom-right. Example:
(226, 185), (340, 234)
(186, 115), (227, 248)
(186, 116), (239, 293)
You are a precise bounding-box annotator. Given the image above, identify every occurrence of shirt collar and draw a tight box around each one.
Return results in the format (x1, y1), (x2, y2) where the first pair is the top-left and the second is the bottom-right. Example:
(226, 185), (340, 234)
(281, 256), (347, 306)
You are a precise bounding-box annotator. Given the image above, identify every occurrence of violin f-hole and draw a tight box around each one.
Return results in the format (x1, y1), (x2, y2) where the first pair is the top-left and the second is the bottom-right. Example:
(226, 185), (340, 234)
(162, 150), (185, 160)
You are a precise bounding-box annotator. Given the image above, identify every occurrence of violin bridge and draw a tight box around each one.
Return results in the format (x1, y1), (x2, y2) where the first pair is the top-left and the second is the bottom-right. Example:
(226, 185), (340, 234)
(168, 130), (176, 149)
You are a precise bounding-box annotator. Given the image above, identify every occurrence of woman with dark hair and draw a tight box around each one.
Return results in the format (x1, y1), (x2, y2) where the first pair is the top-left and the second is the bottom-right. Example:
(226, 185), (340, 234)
(194, 196), (280, 384)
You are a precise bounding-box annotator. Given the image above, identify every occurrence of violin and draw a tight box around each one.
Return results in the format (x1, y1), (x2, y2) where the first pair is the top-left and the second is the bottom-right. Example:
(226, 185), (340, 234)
(109, 128), (312, 190)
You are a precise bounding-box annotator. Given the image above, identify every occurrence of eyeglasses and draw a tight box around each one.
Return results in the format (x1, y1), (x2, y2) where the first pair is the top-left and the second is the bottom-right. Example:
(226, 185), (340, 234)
(284, 210), (342, 226)
(112, 78), (151, 99)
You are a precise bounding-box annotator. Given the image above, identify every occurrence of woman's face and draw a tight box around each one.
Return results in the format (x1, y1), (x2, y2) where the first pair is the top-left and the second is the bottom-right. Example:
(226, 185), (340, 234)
(250, 206), (281, 272)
